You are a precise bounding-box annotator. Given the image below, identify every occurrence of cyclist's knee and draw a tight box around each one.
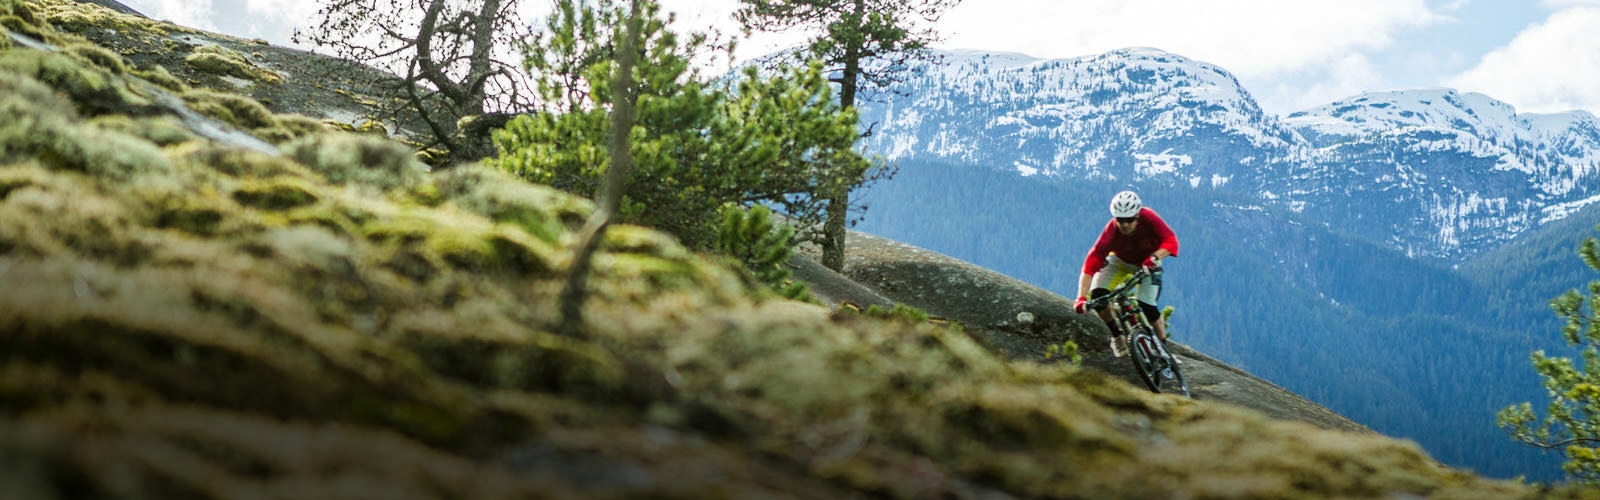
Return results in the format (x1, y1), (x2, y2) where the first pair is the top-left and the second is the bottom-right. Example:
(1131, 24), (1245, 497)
(1089, 288), (1111, 310)
(1138, 301), (1160, 324)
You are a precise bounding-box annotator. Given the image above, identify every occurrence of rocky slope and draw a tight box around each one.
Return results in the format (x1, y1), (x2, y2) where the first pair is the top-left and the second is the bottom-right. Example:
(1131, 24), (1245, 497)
(0, 0), (1588, 497)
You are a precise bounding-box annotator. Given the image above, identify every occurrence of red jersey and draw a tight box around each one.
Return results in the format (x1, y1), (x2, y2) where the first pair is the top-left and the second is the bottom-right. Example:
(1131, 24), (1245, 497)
(1082, 207), (1180, 274)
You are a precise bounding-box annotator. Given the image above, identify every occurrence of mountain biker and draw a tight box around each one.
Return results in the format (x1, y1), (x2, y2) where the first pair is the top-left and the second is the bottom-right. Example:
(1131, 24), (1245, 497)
(1073, 190), (1180, 342)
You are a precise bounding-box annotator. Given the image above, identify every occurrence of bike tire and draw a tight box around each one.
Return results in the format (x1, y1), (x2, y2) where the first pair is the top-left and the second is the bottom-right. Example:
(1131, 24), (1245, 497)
(1163, 350), (1191, 398)
(1149, 337), (1192, 398)
(1127, 329), (1161, 392)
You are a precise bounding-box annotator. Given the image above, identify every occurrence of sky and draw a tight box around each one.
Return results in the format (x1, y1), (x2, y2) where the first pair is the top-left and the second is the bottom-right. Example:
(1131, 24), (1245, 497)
(115, 0), (1600, 118)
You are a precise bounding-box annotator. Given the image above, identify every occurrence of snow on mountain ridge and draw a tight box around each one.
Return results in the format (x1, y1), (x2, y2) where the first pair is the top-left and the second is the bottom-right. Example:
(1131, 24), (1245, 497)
(856, 48), (1600, 262)
(861, 47), (1300, 182)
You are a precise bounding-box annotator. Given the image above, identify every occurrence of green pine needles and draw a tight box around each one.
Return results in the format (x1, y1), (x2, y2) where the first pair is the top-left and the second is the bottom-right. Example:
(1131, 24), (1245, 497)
(717, 204), (807, 300)
(492, 0), (867, 252)
(1500, 231), (1600, 482)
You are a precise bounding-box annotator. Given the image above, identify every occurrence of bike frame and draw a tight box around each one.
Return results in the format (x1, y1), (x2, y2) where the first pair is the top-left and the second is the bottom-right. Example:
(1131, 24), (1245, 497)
(1087, 268), (1190, 397)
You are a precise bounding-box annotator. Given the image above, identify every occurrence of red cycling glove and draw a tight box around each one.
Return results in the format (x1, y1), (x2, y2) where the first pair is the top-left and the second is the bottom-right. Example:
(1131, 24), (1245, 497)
(1074, 296), (1088, 314)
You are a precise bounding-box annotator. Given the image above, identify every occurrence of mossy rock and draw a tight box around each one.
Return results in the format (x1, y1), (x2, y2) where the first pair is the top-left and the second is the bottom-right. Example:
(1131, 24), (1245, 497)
(65, 44), (125, 75)
(284, 133), (428, 191)
(1, 14), (49, 41)
(182, 88), (278, 131)
(86, 114), (195, 147)
(184, 43), (282, 85)
(434, 165), (593, 243)
(232, 177), (319, 210)
(131, 63), (184, 92)
(0, 74), (171, 180)
(174, 144), (313, 179)
(0, 49), (151, 115)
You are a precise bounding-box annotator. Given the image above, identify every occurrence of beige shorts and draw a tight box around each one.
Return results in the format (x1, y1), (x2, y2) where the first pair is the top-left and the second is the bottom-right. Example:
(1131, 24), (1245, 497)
(1089, 255), (1160, 306)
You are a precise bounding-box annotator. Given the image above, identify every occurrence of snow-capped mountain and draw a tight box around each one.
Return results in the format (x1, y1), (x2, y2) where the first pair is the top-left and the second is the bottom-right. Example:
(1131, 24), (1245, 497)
(856, 48), (1600, 262)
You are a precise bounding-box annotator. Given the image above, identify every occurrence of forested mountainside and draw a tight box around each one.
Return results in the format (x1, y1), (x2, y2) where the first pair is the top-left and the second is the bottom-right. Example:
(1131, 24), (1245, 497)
(843, 46), (1600, 482)
(854, 48), (1600, 263)
(853, 156), (1575, 481)
(7, 0), (1578, 498)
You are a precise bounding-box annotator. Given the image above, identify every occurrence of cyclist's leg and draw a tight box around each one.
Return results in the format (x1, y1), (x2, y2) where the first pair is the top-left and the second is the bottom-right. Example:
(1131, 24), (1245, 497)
(1088, 288), (1119, 335)
(1089, 256), (1133, 335)
(1136, 275), (1166, 341)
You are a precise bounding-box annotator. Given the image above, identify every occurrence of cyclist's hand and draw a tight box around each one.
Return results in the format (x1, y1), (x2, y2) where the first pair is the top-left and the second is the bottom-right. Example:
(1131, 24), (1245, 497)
(1074, 296), (1088, 314)
(1142, 256), (1162, 273)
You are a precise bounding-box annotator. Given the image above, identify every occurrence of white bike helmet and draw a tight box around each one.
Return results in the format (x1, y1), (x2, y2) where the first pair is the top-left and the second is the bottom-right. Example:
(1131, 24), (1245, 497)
(1109, 190), (1142, 218)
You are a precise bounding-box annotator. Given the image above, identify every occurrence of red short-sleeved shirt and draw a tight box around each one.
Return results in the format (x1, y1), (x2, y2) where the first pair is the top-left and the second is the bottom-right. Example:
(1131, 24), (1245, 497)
(1082, 207), (1180, 274)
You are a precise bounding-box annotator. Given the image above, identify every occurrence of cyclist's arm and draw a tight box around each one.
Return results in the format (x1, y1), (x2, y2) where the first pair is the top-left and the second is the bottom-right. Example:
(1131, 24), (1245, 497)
(1081, 221), (1117, 275)
(1077, 272), (1093, 300)
(1143, 209), (1180, 259)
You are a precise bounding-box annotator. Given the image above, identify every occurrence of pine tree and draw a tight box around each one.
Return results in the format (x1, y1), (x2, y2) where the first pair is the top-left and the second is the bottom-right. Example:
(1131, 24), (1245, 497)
(1500, 229), (1600, 482)
(493, 0), (868, 251)
(735, 0), (963, 271)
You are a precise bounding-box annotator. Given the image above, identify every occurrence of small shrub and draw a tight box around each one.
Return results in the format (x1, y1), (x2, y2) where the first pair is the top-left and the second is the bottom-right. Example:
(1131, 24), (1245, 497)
(1045, 341), (1083, 365)
(716, 204), (808, 300)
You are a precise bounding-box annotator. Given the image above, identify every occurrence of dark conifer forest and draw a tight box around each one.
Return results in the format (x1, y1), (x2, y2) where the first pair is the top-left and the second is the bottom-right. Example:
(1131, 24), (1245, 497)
(854, 158), (1585, 480)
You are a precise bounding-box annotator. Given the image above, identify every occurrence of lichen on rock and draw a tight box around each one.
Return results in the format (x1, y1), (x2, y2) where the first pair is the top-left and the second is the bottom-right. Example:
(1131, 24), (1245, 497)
(0, 1), (1588, 499)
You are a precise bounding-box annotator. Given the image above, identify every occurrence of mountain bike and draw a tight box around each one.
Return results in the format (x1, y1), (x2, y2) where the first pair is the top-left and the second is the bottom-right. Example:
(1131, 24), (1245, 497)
(1088, 267), (1190, 397)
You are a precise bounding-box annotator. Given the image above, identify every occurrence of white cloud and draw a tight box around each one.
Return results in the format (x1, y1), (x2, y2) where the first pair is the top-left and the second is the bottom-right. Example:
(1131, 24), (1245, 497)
(245, 0), (319, 23)
(1446, 7), (1600, 114)
(935, 0), (1441, 79)
(124, 0), (218, 32)
(1251, 53), (1385, 114)
(1540, 0), (1600, 8)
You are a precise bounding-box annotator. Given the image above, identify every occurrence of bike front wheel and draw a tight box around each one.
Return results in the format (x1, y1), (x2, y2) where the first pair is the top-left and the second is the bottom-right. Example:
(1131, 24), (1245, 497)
(1127, 329), (1161, 392)
(1130, 329), (1191, 397)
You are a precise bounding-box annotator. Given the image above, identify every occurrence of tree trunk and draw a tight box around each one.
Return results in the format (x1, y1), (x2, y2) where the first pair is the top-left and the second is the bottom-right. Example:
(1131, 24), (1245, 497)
(559, 0), (641, 338)
(821, 0), (867, 272)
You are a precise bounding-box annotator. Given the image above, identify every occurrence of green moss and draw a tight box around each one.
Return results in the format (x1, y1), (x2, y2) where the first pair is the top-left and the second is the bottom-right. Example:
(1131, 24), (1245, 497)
(284, 133), (427, 191)
(428, 228), (498, 271)
(40, 1), (163, 37)
(486, 227), (556, 276)
(433, 165), (592, 243)
(0, 50), (151, 115)
(232, 177), (319, 210)
(132, 64), (185, 92)
(183, 44), (283, 84)
(274, 114), (329, 140)
(361, 212), (433, 246)
(174, 144), (312, 179)
(1, 14), (48, 41)
(181, 88), (278, 131)
(146, 188), (251, 237)
(602, 224), (691, 261)
(0, 76), (170, 180)
(86, 114), (195, 147)
(66, 44), (126, 75)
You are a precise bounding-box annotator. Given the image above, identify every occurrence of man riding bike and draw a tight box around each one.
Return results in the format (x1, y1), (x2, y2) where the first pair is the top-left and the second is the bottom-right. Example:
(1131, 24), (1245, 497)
(1073, 190), (1180, 343)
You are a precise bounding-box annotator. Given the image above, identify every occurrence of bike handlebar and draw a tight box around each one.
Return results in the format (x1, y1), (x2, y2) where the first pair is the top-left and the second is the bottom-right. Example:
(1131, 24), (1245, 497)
(1085, 267), (1161, 309)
